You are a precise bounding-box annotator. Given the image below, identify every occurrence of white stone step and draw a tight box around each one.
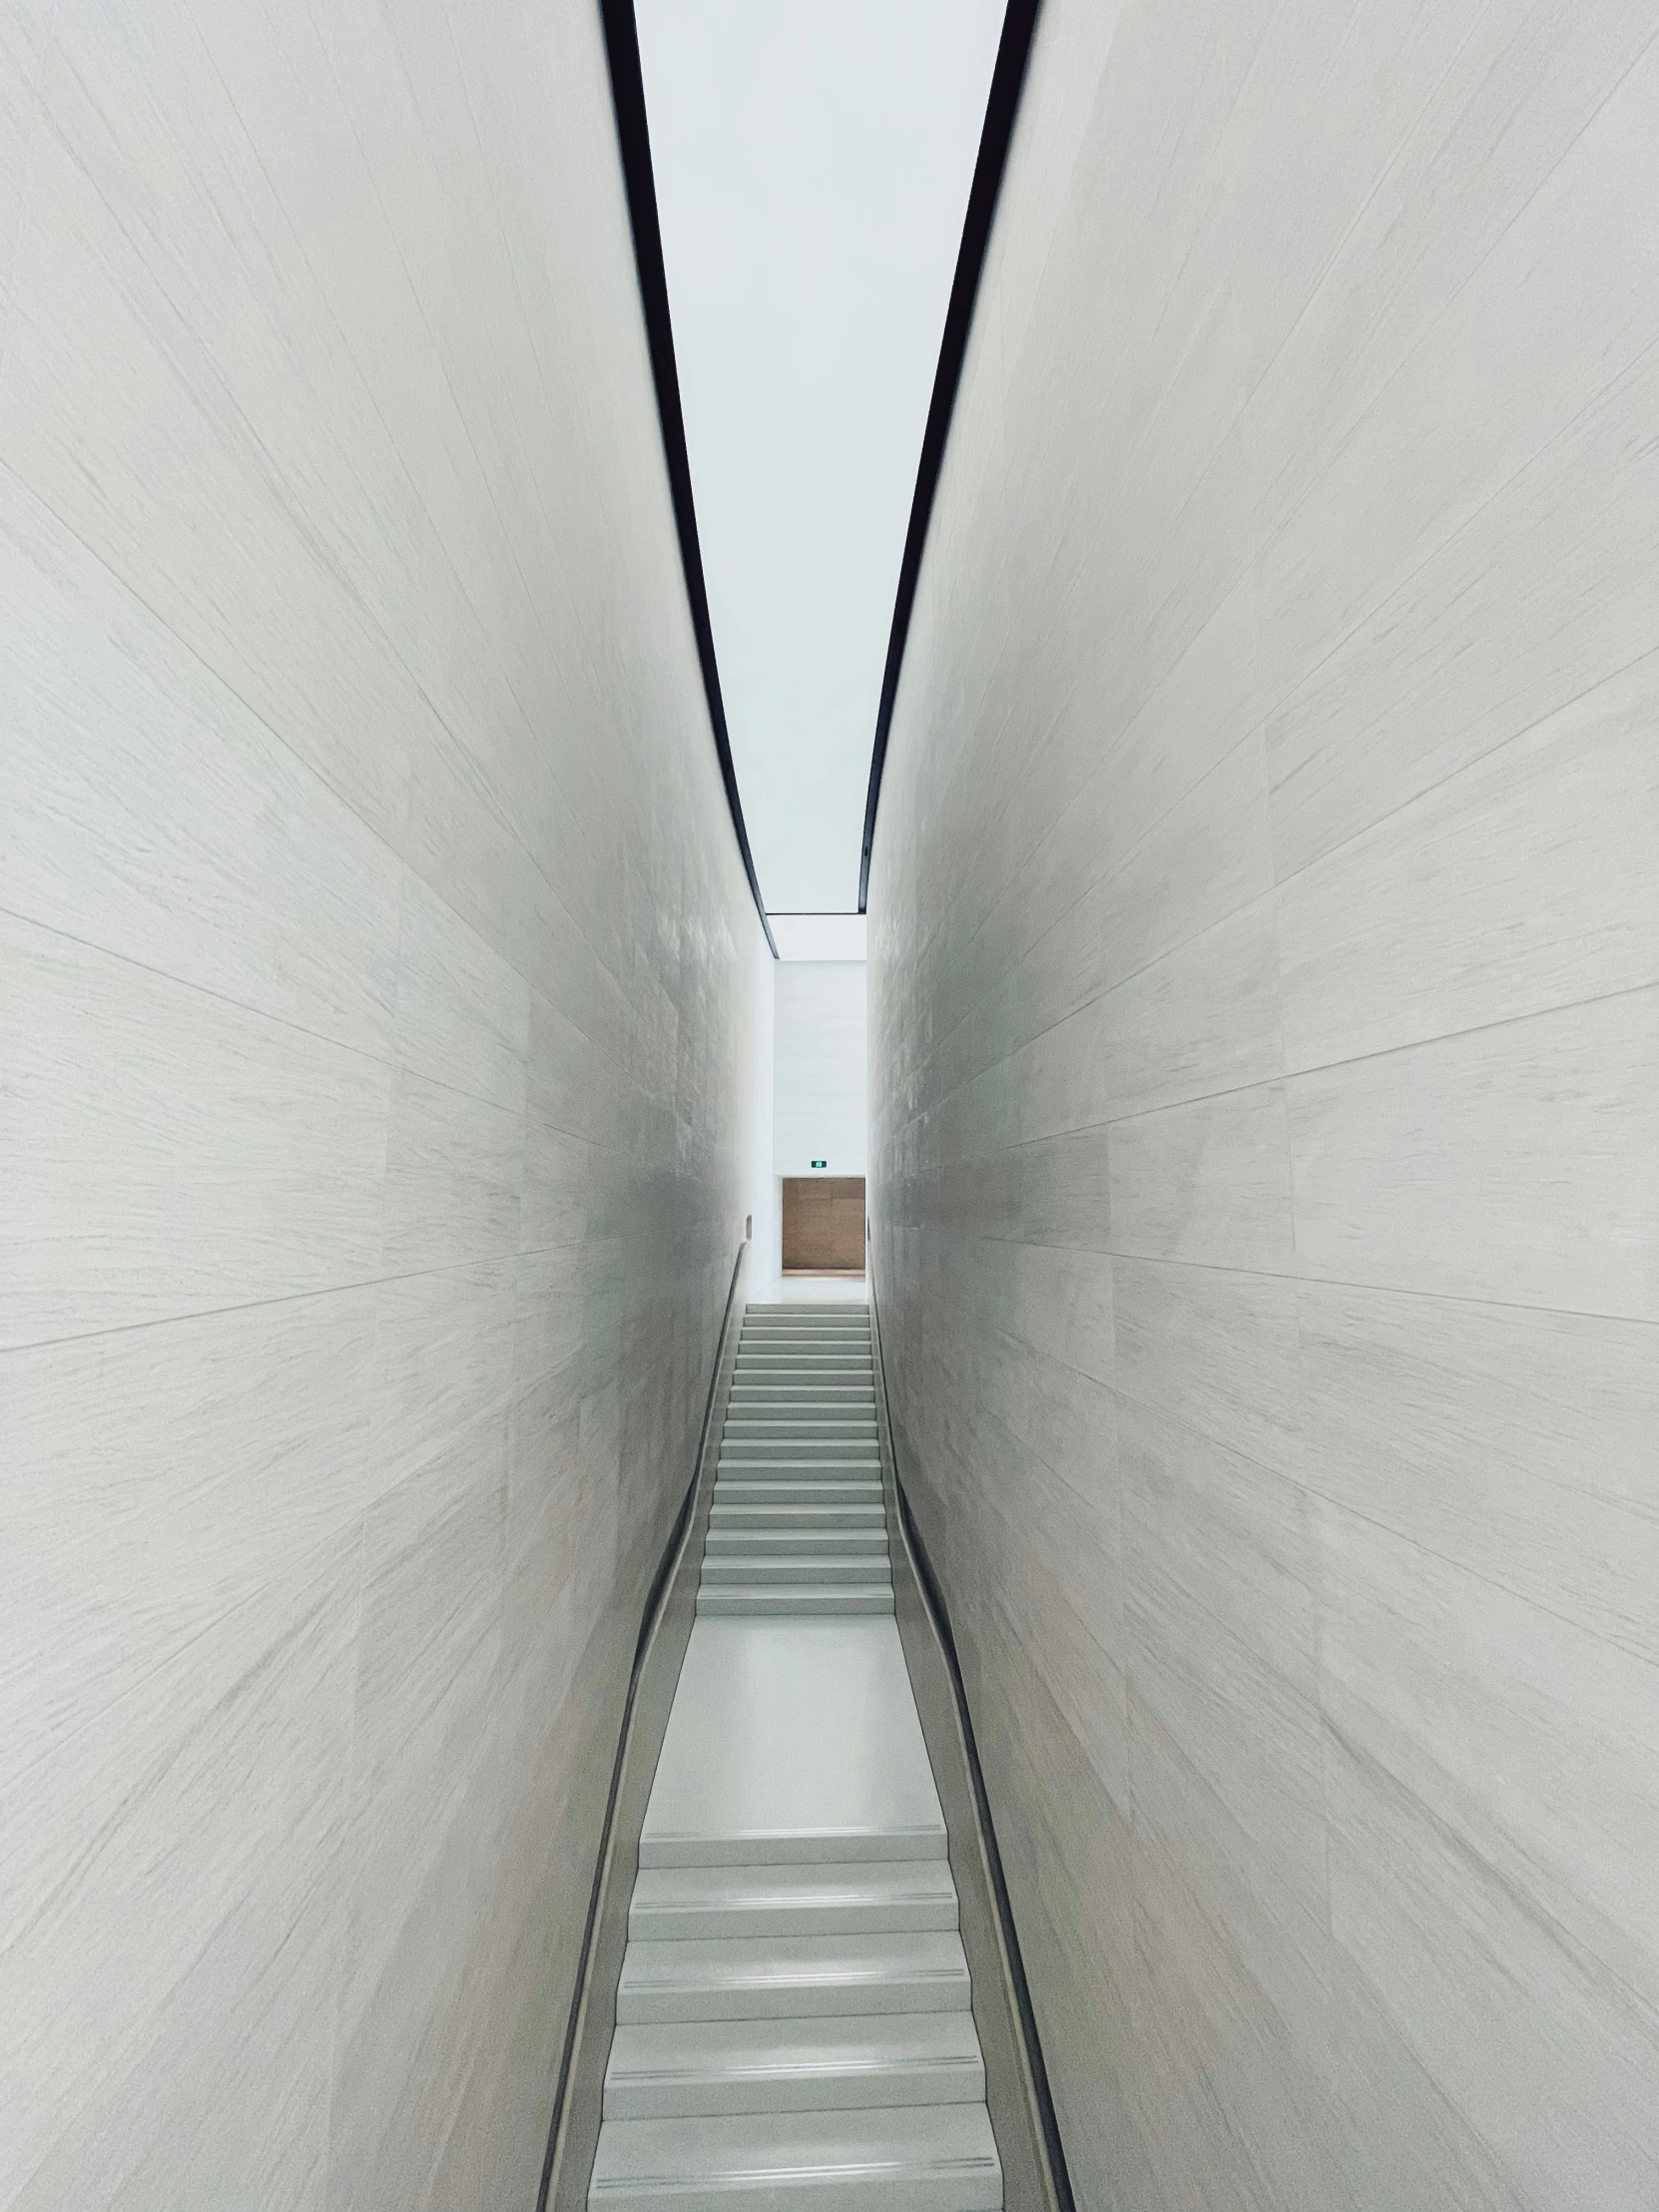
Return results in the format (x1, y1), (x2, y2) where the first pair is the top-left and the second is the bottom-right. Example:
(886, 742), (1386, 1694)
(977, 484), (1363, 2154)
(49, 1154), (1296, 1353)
(715, 1478), (882, 1504)
(734, 1363), (875, 1380)
(722, 1434), (878, 1453)
(744, 1315), (869, 1326)
(739, 1318), (871, 1336)
(704, 1525), (888, 1557)
(601, 2012), (984, 2119)
(717, 1467), (883, 1481)
(735, 1357), (873, 1371)
(720, 1444), (881, 1464)
(628, 1861), (957, 1940)
(716, 1469), (880, 1486)
(738, 1345), (870, 1356)
(730, 1386), (876, 1402)
(697, 1584), (894, 1618)
(616, 1931), (970, 2023)
(724, 1418), (878, 1437)
(720, 1447), (879, 1462)
(723, 1428), (876, 1442)
(734, 1363), (871, 1380)
(726, 1401), (875, 1412)
(727, 1401), (874, 1415)
(588, 2102), (1001, 2208)
(729, 1401), (875, 1415)
(701, 1554), (889, 1586)
(738, 1336), (870, 1347)
(714, 1461), (882, 1483)
(710, 1502), (886, 1531)
(736, 1357), (871, 1368)
(740, 1338), (871, 1354)
(738, 1337), (871, 1348)
(711, 1503), (883, 1529)
(742, 1319), (870, 1330)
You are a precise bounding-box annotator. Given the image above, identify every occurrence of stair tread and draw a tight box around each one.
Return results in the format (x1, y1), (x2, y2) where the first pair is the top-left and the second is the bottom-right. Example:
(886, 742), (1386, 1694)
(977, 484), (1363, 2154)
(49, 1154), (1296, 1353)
(701, 1549), (890, 1560)
(714, 1485), (882, 1502)
(702, 1567), (891, 1589)
(704, 1532), (887, 1553)
(719, 1453), (881, 1465)
(697, 1588), (894, 1616)
(714, 1480), (881, 1491)
(713, 1481), (882, 1494)
(633, 1862), (956, 1918)
(700, 1582), (893, 1600)
(602, 2012), (983, 2119)
(721, 1450), (888, 1468)
(711, 1504), (886, 1521)
(716, 1474), (881, 1487)
(619, 1930), (969, 2009)
(590, 2103), (1000, 2207)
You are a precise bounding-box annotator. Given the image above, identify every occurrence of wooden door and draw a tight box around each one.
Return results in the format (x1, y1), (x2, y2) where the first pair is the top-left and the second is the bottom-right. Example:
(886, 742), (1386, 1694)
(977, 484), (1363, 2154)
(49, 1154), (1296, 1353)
(781, 1177), (865, 1272)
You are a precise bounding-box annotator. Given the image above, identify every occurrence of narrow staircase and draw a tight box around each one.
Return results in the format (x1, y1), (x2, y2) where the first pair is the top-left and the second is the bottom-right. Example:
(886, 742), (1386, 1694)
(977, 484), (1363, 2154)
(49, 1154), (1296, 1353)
(587, 1300), (1002, 2208)
(699, 1301), (890, 1618)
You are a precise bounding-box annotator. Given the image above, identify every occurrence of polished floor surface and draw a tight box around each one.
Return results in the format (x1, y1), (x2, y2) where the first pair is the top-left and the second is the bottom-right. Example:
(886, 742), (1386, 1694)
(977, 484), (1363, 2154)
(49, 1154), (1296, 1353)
(588, 1304), (1002, 2206)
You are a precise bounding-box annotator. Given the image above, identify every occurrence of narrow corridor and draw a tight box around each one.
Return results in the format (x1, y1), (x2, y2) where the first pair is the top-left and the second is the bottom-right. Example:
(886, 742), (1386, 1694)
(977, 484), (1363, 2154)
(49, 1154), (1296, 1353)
(6, 0), (1656, 2203)
(589, 1305), (1001, 2206)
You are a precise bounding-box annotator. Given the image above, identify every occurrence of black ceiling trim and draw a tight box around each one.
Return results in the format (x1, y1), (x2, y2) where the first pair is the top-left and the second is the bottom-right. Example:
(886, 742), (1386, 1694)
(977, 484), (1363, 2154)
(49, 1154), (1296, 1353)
(598, 0), (779, 959)
(856, 0), (1045, 912)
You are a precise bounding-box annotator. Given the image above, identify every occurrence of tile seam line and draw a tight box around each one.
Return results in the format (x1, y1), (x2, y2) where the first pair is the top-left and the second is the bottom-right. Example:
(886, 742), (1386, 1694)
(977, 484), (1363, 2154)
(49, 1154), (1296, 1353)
(4, 1557), (346, 1976)
(1241, 8), (1659, 597)
(46, 28), (617, 855)
(1254, 337), (1659, 855)
(907, 969), (1659, 1145)
(427, 0), (647, 744)
(0, 471), (633, 1022)
(1301, 1484), (1659, 1676)
(905, 715), (1277, 1065)
(881, 311), (1659, 966)
(292, 0), (623, 729)
(893, 601), (1658, 1085)
(4, 897), (686, 1128)
(203, 0), (625, 825)
(1320, 1711), (1659, 2032)
(1265, 624), (1659, 884)
(925, 1243), (1659, 1332)
(1, 900), (399, 1070)
(0, 1241), (651, 1356)
(0, 0), (59, 399)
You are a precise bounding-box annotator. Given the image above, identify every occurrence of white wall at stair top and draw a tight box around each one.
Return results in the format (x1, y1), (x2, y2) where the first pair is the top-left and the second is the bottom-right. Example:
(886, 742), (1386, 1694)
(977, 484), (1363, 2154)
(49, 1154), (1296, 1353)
(774, 961), (866, 1179)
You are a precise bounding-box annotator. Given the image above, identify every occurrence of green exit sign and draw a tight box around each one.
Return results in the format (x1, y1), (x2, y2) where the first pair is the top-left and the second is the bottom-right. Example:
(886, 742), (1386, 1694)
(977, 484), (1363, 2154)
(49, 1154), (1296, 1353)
(811, 1159), (828, 1169)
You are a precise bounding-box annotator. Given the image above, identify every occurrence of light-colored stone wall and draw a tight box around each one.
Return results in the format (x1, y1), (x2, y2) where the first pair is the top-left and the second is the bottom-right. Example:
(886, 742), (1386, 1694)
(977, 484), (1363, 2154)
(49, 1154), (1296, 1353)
(868, 3), (1659, 2206)
(773, 961), (868, 1181)
(0, 2), (757, 2204)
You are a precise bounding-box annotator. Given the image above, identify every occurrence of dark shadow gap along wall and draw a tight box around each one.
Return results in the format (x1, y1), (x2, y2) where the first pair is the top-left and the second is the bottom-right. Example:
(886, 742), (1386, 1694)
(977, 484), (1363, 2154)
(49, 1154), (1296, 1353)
(0, 2), (759, 2205)
(867, 2), (1659, 2207)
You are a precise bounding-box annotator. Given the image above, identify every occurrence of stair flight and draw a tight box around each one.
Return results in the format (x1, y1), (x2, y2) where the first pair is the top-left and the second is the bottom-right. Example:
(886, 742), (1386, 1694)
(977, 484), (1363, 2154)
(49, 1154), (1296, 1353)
(587, 1300), (1003, 2208)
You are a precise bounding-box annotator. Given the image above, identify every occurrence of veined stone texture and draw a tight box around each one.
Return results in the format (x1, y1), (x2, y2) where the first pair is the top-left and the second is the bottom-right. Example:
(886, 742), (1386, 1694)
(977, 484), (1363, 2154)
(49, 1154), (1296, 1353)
(868, 2), (1659, 2207)
(0, 3), (758, 2207)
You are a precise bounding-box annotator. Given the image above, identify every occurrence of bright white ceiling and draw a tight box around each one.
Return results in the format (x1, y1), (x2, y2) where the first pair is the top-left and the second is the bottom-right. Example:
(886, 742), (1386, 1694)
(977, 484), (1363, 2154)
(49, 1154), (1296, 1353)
(635, 0), (1007, 918)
